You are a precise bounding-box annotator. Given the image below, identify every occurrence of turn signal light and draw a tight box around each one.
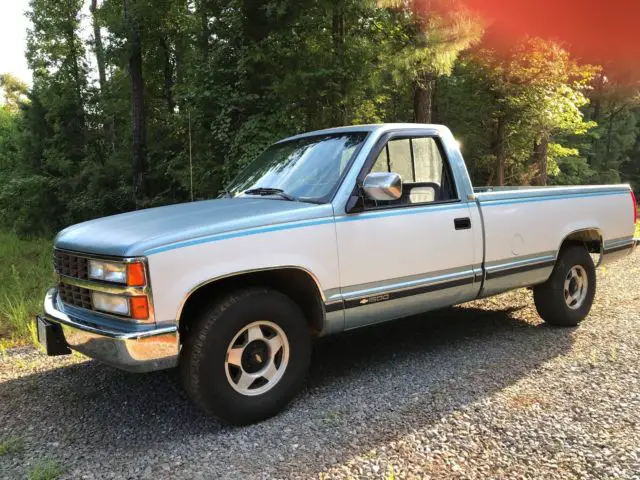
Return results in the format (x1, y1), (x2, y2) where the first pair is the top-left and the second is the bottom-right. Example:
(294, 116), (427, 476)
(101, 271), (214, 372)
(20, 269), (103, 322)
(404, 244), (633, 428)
(127, 262), (146, 286)
(130, 296), (149, 320)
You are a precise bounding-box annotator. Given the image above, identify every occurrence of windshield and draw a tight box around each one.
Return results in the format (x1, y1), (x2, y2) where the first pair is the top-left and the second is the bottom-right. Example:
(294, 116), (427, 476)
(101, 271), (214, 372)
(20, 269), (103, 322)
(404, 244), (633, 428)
(226, 132), (368, 202)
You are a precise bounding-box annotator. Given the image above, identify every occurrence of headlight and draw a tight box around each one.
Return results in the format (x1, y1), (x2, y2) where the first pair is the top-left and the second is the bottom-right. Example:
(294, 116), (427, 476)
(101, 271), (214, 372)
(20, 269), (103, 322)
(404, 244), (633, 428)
(92, 292), (130, 316)
(88, 260), (146, 286)
(89, 260), (127, 284)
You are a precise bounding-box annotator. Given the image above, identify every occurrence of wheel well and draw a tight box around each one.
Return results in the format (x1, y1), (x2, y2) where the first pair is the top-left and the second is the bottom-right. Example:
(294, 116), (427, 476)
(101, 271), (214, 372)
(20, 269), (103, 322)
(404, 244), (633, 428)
(178, 268), (325, 341)
(559, 229), (603, 262)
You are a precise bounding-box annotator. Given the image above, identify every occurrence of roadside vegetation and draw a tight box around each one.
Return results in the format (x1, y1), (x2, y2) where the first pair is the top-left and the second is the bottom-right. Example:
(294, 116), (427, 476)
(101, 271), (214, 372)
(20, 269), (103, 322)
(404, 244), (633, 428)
(0, 231), (52, 347)
(27, 459), (64, 480)
(0, 435), (24, 456)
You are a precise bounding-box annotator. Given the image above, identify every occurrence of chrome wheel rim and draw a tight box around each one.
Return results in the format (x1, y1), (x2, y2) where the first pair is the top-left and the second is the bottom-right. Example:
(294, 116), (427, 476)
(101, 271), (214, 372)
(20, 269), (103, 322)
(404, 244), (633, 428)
(564, 265), (588, 310)
(224, 321), (289, 396)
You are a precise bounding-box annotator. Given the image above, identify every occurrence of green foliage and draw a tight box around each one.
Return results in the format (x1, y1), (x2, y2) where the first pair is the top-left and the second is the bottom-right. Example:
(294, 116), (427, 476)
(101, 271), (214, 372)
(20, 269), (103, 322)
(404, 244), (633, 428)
(0, 231), (53, 345)
(0, 0), (638, 236)
(0, 436), (24, 456)
(27, 459), (64, 480)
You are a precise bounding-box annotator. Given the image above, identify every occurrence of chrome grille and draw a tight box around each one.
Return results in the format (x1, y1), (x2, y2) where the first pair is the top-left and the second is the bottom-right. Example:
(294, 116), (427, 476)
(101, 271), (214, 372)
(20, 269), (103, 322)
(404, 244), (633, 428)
(57, 282), (93, 310)
(53, 250), (88, 280)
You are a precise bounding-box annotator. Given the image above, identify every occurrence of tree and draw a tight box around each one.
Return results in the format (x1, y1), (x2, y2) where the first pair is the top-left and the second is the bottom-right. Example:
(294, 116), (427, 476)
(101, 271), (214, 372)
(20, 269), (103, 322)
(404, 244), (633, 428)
(1, 0), (638, 237)
(123, 0), (147, 204)
(379, 0), (483, 123)
(470, 39), (597, 185)
(0, 74), (29, 112)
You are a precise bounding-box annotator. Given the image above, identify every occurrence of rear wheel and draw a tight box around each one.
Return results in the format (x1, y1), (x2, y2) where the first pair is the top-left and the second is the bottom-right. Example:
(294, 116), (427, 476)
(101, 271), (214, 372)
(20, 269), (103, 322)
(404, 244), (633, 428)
(533, 245), (596, 326)
(181, 288), (311, 424)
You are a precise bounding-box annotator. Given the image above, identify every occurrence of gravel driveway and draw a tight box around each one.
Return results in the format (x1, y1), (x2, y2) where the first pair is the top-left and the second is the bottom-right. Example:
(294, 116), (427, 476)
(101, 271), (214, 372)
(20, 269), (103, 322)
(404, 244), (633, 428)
(1, 253), (639, 479)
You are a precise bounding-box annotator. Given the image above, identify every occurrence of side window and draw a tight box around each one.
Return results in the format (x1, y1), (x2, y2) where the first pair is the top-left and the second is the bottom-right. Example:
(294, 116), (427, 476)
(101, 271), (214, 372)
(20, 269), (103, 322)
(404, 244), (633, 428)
(364, 136), (457, 209)
(387, 139), (413, 182)
(413, 137), (443, 185)
(370, 139), (413, 181)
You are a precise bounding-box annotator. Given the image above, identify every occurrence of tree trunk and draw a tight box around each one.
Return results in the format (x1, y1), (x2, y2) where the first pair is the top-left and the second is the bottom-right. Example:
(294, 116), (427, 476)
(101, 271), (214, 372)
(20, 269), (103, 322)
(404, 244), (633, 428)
(431, 77), (440, 123)
(495, 114), (506, 186)
(413, 75), (434, 124)
(124, 0), (147, 204)
(532, 136), (549, 185)
(198, 0), (209, 63)
(160, 36), (175, 113)
(90, 0), (107, 92)
(588, 73), (605, 165)
(331, 1), (345, 125)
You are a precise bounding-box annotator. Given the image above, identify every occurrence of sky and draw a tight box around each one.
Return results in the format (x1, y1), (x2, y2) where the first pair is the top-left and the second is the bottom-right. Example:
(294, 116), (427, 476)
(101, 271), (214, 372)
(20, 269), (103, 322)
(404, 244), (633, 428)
(0, 0), (31, 85)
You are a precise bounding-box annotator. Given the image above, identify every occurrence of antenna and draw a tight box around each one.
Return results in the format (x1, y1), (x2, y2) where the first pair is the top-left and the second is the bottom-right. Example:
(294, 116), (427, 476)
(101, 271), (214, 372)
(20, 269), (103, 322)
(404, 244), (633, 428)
(189, 109), (193, 201)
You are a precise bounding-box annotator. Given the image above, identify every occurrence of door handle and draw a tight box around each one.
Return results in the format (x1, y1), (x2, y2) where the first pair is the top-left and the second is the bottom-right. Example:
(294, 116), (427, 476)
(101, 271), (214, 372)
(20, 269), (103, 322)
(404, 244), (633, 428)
(454, 217), (471, 230)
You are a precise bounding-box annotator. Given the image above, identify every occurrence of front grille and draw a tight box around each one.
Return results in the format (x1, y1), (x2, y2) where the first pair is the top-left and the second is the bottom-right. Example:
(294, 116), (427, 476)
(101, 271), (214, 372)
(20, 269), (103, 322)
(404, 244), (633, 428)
(58, 282), (93, 310)
(53, 250), (89, 280)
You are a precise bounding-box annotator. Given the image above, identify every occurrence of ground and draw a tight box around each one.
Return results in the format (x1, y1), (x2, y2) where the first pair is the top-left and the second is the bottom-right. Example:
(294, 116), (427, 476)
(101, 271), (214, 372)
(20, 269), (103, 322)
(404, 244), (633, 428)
(1, 252), (639, 479)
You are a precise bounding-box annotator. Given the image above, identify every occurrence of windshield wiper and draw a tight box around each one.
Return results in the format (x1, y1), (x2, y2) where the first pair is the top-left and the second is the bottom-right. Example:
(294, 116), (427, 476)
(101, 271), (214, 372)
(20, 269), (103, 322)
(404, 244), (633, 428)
(243, 187), (298, 201)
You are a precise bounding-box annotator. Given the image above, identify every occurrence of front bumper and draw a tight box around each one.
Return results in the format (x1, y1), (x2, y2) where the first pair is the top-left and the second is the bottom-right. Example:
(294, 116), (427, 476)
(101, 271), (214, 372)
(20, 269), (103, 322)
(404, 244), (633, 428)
(43, 288), (179, 372)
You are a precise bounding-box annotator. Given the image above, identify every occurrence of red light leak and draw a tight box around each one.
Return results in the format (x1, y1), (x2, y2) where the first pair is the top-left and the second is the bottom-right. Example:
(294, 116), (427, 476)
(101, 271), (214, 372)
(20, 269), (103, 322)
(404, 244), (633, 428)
(458, 0), (640, 81)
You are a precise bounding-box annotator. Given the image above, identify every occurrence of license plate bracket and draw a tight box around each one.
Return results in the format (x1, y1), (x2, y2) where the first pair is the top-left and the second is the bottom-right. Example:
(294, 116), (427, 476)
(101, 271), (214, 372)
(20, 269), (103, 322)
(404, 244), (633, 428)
(36, 315), (71, 356)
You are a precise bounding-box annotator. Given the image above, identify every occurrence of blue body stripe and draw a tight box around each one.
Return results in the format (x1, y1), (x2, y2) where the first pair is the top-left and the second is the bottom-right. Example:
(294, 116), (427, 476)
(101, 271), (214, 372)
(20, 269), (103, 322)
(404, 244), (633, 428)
(479, 189), (627, 207)
(145, 190), (626, 255)
(145, 218), (335, 255)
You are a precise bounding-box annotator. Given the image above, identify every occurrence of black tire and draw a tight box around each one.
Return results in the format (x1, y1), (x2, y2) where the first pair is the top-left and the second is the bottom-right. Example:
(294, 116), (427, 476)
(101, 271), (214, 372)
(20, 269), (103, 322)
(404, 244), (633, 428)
(180, 287), (311, 425)
(533, 245), (596, 326)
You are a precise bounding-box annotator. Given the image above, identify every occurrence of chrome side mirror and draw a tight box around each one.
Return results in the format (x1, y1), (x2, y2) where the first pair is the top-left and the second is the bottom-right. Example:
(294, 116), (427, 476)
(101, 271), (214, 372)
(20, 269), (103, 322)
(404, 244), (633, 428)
(362, 172), (402, 201)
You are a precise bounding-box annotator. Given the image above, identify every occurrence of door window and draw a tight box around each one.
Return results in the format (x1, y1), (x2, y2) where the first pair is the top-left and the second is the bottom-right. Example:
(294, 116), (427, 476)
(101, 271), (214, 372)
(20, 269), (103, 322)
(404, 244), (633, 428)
(366, 136), (457, 208)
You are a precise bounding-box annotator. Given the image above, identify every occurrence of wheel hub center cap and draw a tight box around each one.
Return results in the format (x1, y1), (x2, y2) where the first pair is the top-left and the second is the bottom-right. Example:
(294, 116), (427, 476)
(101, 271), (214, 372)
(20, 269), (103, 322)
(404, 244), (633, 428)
(241, 340), (269, 373)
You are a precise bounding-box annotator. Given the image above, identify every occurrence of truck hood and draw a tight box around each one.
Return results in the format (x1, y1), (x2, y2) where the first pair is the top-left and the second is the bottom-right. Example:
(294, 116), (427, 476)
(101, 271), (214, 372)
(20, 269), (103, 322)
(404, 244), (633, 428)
(54, 198), (334, 257)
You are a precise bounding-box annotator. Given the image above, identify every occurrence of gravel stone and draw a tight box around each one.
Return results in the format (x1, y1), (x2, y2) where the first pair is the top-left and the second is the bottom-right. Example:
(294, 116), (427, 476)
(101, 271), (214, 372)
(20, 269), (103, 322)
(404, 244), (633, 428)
(1, 253), (639, 479)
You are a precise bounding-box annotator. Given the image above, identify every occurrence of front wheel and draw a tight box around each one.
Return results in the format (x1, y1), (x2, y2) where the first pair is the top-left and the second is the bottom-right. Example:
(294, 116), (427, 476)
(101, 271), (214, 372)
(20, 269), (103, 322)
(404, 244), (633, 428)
(180, 288), (311, 424)
(533, 245), (596, 326)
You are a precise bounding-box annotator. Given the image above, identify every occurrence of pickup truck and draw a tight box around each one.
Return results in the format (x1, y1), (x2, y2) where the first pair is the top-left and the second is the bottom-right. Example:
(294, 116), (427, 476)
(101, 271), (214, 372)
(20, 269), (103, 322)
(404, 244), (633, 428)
(38, 123), (638, 424)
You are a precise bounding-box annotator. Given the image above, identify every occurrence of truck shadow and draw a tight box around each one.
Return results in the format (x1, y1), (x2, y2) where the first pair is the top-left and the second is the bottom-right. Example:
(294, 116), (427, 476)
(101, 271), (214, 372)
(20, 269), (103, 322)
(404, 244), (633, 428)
(0, 302), (574, 478)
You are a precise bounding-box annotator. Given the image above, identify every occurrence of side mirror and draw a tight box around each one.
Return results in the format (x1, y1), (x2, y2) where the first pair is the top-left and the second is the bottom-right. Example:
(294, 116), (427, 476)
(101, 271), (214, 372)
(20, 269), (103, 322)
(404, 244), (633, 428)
(362, 172), (402, 201)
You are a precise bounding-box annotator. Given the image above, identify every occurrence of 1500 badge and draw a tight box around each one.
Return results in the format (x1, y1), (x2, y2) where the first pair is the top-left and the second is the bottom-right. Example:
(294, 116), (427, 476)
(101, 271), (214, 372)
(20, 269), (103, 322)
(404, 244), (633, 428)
(360, 294), (390, 305)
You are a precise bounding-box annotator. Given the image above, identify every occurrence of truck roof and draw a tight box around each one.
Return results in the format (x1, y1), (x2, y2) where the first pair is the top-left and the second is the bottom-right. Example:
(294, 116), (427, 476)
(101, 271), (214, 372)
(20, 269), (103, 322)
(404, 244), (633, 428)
(278, 123), (447, 143)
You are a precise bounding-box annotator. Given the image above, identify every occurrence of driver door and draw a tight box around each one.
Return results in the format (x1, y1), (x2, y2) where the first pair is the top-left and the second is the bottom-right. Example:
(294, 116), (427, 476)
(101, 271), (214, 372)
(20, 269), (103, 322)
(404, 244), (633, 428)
(335, 134), (479, 329)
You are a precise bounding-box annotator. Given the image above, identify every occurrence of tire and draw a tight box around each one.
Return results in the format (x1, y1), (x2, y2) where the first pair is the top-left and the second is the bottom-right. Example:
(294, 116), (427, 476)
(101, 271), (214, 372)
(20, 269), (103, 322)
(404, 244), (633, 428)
(180, 287), (311, 425)
(533, 245), (596, 326)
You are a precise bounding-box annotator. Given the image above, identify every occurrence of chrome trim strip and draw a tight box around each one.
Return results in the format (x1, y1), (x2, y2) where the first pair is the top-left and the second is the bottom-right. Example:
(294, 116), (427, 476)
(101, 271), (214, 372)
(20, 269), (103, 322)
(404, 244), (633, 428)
(485, 254), (555, 273)
(604, 237), (635, 249)
(58, 275), (149, 296)
(54, 248), (147, 264)
(325, 266), (478, 312)
(603, 242), (635, 254)
(342, 268), (475, 300)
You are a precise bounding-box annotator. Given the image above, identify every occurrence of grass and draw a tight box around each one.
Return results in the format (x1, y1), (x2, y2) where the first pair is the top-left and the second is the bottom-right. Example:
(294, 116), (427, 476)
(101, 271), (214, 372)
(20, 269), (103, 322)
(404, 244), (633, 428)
(27, 459), (64, 480)
(0, 231), (53, 347)
(0, 436), (24, 456)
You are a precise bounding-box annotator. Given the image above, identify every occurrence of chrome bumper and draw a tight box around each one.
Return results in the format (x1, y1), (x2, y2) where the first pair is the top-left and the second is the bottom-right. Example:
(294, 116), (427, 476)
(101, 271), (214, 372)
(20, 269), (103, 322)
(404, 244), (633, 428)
(43, 288), (179, 372)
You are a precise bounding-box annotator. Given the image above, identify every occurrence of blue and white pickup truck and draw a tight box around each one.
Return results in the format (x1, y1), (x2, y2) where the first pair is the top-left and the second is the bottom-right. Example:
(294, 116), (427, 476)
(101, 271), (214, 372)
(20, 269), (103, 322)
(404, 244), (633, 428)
(38, 124), (638, 424)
